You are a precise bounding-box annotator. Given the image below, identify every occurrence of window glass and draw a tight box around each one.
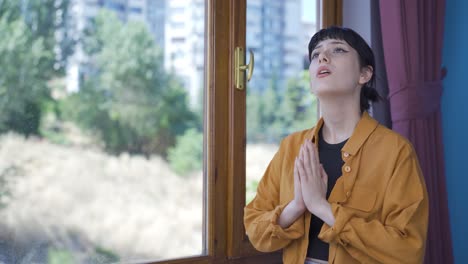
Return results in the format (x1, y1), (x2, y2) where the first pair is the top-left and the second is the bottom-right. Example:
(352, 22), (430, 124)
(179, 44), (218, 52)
(0, 0), (205, 262)
(246, 0), (319, 202)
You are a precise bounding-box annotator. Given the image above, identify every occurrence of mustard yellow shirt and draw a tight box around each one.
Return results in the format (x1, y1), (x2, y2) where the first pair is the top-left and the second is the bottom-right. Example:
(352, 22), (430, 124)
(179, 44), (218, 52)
(244, 112), (429, 264)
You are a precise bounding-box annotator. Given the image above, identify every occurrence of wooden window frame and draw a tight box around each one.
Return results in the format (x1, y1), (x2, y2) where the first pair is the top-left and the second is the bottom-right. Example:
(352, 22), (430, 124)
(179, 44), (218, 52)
(226, 0), (343, 260)
(148, 1), (341, 263)
(322, 0), (343, 28)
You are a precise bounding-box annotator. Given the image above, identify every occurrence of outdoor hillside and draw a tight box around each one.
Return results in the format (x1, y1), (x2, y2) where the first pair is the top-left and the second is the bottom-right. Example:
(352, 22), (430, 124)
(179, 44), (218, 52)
(0, 133), (202, 263)
(0, 133), (277, 263)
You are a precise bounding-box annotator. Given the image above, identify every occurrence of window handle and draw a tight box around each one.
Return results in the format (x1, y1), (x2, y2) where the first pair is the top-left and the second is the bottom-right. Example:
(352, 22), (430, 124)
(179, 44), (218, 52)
(234, 47), (254, 90)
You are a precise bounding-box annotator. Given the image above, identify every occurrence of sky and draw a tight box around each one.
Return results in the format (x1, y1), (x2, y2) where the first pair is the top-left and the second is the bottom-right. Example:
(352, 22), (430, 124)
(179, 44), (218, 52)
(302, 0), (317, 23)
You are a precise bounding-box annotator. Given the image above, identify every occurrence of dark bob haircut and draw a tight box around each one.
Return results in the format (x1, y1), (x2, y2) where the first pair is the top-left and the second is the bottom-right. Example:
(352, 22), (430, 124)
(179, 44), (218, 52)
(308, 26), (380, 113)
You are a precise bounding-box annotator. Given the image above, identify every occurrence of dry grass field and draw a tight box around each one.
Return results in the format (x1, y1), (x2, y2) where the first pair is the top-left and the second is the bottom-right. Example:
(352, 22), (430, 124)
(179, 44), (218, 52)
(0, 133), (277, 263)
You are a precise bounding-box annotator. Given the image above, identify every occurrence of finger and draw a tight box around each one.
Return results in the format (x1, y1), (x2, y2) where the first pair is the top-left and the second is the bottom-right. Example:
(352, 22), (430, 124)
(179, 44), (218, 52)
(299, 144), (305, 157)
(303, 142), (314, 177)
(310, 142), (320, 165)
(299, 144), (304, 155)
(294, 158), (301, 184)
(320, 164), (328, 185)
(308, 142), (320, 179)
(311, 142), (320, 168)
(297, 156), (306, 180)
(293, 159), (304, 201)
(300, 144), (307, 163)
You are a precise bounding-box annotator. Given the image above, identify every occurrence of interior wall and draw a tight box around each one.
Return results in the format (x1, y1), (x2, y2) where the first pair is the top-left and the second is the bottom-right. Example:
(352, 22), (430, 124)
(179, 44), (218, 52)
(441, 0), (468, 262)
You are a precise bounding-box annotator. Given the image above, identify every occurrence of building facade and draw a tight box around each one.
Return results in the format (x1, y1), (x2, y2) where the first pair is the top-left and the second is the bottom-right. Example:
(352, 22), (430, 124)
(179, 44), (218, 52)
(66, 0), (312, 107)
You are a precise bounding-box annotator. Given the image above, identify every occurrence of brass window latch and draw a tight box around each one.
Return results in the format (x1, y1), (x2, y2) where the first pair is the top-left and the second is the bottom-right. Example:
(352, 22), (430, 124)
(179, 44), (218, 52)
(234, 47), (254, 90)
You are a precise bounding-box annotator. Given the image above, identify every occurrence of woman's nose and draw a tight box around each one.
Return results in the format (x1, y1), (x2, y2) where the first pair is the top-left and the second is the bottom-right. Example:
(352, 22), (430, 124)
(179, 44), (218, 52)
(319, 52), (329, 63)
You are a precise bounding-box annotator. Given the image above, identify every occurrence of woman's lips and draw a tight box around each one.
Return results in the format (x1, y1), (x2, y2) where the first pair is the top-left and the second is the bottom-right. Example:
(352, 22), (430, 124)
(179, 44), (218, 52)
(316, 66), (332, 78)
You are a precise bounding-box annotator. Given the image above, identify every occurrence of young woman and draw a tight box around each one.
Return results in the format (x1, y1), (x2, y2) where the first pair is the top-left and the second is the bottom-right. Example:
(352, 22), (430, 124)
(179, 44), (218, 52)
(244, 27), (428, 264)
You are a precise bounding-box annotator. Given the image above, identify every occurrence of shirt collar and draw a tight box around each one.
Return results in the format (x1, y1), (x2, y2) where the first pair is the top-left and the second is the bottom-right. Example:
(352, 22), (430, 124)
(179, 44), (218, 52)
(308, 111), (379, 155)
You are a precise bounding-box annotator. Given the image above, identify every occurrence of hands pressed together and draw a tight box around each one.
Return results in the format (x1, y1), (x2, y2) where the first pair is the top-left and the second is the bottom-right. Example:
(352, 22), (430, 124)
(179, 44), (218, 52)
(291, 140), (335, 226)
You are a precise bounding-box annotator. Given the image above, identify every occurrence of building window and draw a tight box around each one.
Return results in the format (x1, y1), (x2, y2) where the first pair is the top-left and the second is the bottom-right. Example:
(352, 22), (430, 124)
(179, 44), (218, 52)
(129, 7), (142, 14)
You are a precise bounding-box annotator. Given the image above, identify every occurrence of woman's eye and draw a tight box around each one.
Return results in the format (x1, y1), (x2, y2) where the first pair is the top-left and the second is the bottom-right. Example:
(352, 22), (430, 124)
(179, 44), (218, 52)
(311, 53), (319, 60)
(334, 48), (347, 53)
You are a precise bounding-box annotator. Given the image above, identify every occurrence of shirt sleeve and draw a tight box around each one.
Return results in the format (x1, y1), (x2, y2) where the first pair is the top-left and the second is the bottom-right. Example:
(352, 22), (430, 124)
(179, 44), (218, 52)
(244, 140), (305, 252)
(318, 143), (429, 264)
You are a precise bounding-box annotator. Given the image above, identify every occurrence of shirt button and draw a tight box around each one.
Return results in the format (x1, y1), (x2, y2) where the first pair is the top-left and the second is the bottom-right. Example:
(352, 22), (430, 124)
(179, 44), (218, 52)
(343, 152), (350, 158)
(344, 165), (351, 173)
(346, 191), (351, 197)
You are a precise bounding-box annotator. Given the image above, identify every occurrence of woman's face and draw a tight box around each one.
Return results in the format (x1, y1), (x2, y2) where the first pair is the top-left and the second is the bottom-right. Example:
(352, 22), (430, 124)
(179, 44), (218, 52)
(308, 38), (372, 98)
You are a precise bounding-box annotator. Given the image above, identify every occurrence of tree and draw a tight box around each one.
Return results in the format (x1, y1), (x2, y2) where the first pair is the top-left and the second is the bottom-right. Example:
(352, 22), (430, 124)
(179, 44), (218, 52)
(281, 71), (317, 134)
(246, 71), (317, 144)
(167, 128), (203, 175)
(0, 14), (50, 135)
(63, 10), (197, 156)
(0, 0), (75, 75)
(0, 0), (74, 135)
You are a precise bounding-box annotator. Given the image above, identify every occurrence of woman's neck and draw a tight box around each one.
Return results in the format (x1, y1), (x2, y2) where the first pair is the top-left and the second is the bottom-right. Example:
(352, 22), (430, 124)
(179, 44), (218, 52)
(319, 98), (361, 144)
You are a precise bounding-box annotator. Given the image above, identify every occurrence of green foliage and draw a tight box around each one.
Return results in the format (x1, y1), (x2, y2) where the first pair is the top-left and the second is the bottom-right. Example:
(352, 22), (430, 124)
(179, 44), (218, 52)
(0, 165), (23, 209)
(247, 71), (317, 143)
(47, 248), (74, 264)
(90, 246), (120, 263)
(0, 14), (50, 135)
(39, 91), (71, 145)
(61, 10), (197, 156)
(0, 0), (74, 136)
(281, 71), (318, 132)
(246, 178), (259, 204)
(47, 246), (120, 264)
(0, 0), (75, 75)
(167, 128), (203, 175)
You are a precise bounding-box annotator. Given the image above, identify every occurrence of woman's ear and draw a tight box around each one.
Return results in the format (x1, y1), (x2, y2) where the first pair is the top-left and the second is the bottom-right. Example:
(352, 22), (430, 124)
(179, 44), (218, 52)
(359, 66), (373, 85)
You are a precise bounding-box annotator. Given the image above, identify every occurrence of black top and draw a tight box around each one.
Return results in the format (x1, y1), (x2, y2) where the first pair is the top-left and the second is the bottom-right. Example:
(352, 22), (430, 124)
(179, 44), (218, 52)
(306, 127), (347, 260)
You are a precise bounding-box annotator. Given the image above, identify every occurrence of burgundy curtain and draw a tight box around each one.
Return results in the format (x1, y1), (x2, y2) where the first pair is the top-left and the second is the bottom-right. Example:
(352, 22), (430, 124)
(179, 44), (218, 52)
(379, 1), (454, 264)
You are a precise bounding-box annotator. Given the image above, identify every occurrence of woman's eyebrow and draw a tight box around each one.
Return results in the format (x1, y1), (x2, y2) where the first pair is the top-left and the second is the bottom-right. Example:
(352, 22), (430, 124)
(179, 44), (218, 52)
(313, 41), (347, 51)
